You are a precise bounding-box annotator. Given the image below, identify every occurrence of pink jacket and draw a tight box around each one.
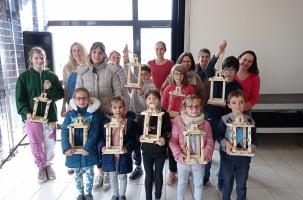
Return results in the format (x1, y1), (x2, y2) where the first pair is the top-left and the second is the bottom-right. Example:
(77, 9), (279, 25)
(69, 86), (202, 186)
(169, 115), (214, 163)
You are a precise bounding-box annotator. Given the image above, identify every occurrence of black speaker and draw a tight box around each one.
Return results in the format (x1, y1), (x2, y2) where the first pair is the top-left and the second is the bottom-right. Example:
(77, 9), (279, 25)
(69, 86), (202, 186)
(23, 31), (54, 72)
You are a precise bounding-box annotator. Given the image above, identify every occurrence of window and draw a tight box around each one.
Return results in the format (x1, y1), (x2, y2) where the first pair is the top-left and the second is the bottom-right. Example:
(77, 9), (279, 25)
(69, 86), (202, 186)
(45, 0), (133, 21)
(48, 26), (133, 79)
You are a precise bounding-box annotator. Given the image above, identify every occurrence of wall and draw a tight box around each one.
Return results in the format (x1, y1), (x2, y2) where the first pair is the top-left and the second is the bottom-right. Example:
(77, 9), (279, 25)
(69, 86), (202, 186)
(0, 0), (46, 155)
(185, 0), (303, 94)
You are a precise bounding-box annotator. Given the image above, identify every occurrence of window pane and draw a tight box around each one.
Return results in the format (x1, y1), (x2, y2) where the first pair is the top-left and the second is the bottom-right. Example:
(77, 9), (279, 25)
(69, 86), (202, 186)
(138, 0), (172, 20)
(47, 26), (133, 79)
(45, 0), (132, 20)
(141, 28), (171, 63)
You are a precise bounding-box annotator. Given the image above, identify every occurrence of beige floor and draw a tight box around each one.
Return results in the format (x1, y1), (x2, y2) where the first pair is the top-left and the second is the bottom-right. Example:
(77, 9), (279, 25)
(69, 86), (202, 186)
(0, 134), (303, 200)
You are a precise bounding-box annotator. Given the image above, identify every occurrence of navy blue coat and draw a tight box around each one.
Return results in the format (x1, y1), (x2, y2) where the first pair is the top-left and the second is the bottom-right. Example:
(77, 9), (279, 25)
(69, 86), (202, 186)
(61, 105), (102, 168)
(98, 111), (138, 174)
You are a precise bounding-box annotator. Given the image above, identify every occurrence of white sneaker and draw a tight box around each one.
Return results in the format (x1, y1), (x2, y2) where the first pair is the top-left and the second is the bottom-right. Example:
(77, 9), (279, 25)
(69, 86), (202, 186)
(93, 175), (103, 190)
(103, 173), (111, 190)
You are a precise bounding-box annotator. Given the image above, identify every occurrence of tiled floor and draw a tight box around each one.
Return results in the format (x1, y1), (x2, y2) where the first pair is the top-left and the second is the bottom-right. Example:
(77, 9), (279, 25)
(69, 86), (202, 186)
(1, 134), (303, 200)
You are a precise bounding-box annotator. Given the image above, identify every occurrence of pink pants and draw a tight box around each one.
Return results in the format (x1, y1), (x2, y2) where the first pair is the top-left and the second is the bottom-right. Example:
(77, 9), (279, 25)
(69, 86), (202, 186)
(25, 121), (56, 168)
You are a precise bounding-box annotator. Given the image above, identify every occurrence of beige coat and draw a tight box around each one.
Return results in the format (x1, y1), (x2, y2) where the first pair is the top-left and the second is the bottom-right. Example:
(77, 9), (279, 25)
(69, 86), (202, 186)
(75, 61), (122, 114)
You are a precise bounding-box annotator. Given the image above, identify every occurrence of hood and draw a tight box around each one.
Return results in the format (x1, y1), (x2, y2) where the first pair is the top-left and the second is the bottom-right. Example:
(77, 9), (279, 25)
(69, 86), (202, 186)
(69, 97), (101, 113)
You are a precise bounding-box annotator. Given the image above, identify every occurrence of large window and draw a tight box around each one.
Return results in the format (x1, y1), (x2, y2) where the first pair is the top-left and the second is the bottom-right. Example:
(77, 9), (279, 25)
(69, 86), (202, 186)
(46, 0), (172, 75)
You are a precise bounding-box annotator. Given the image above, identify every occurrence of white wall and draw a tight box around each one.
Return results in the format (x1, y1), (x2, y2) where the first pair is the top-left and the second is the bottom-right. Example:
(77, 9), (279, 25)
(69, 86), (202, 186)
(185, 0), (303, 94)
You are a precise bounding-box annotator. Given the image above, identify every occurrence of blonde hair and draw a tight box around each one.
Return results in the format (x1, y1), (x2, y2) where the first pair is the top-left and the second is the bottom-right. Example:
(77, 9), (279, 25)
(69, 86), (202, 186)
(181, 95), (203, 112)
(168, 64), (188, 86)
(67, 42), (88, 71)
(27, 47), (47, 67)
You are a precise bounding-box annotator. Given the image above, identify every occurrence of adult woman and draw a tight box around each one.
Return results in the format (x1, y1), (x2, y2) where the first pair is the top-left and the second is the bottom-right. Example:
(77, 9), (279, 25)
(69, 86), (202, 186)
(75, 42), (122, 191)
(235, 50), (260, 111)
(61, 42), (88, 117)
(148, 41), (174, 90)
(161, 52), (205, 102)
(75, 42), (122, 114)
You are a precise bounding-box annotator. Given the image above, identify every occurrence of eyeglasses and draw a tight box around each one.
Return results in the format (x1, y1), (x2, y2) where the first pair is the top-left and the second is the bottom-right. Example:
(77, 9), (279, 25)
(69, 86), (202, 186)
(186, 105), (201, 110)
(140, 72), (150, 76)
(174, 72), (184, 77)
(75, 96), (88, 101)
(223, 68), (236, 73)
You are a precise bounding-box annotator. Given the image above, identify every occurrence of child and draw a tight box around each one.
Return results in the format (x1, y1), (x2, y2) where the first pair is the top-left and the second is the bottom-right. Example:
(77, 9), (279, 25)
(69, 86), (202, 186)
(204, 56), (243, 190)
(170, 95), (215, 200)
(123, 47), (155, 180)
(162, 64), (195, 117)
(216, 90), (257, 200)
(16, 47), (64, 183)
(138, 89), (171, 200)
(98, 96), (137, 200)
(61, 88), (102, 200)
(161, 64), (195, 184)
(108, 50), (130, 111)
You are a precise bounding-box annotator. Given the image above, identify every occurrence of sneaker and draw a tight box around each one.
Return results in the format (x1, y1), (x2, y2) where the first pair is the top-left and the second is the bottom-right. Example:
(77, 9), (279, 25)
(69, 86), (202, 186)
(67, 168), (74, 175)
(38, 167), (48, 183)
(111, 195), (119, 200)
(166, 172), (177, 185)
(203, 180), (210, 189)
(93, 175), (103, 189)
(129, 166), (143, 180)
(103, 173), (111, 190)
(216, 185), (222, 193)
(119, 195), (127, 200)
(45, 165), (56, 180)
(85, 193), (94, 200)
(76, 194), (85, 200)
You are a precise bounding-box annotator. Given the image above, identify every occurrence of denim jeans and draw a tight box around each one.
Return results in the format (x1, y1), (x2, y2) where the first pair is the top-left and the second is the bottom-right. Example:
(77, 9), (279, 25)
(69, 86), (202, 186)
(109, 171), (127, 197)
(143, 155), (165, 200)
(220, 150), (251, 200)
(74, 166), (94, 195)
(177, 163), (205, 200)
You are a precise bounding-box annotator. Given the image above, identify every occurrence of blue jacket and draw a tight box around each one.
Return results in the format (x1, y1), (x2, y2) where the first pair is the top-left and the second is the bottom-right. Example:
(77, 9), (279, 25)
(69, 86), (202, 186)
(61, 97), (102, 168)
(98, 111), (138, 174)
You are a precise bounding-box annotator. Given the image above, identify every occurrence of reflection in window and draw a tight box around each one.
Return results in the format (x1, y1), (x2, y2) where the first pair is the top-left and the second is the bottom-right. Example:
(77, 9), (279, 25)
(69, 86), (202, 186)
(48, 26), (133, 79)
(141, 28), (171, 63)
(45, 0), (132, 20)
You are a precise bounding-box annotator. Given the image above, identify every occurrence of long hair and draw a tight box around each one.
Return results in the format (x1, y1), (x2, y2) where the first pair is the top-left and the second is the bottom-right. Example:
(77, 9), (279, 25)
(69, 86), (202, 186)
(67, 42), (88, 71)
(27, 46), (47, 67)
(238, 50), (259, 74)
(176, 52), (196, 71)
(168, 64), (188, 86)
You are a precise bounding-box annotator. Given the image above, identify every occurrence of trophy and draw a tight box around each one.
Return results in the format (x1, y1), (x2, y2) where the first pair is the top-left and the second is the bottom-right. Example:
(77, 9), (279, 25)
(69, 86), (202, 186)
(68, 115), (89, 154)
(226, 115), (255, 156)
(183, 123), (207, 164)
(140, 104), (164, 143)
(31, 91), (52, 122)
(103, 117), (125, 154)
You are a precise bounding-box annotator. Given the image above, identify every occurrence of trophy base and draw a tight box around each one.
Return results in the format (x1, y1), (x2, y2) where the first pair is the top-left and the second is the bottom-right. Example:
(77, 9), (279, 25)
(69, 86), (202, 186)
(168, 111), (180, 118)
(103, 147), (124, 154)
(31, 117), (48, 123)
(230, 149), (255, 157)
(207, 98), (226, 106)
(125, 84), (141, 89)
(140, 135), (158, 143)
(72, 146), (84, 154)
(184, 156), (207, 164)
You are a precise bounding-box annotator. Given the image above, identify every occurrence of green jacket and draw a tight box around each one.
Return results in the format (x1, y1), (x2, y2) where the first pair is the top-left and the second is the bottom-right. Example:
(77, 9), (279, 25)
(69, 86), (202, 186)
(16, 67), (64, 122)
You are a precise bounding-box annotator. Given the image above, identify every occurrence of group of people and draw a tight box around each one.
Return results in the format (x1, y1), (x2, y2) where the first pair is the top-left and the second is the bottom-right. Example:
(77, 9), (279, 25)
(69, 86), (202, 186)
(15, 39), (260, 200)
